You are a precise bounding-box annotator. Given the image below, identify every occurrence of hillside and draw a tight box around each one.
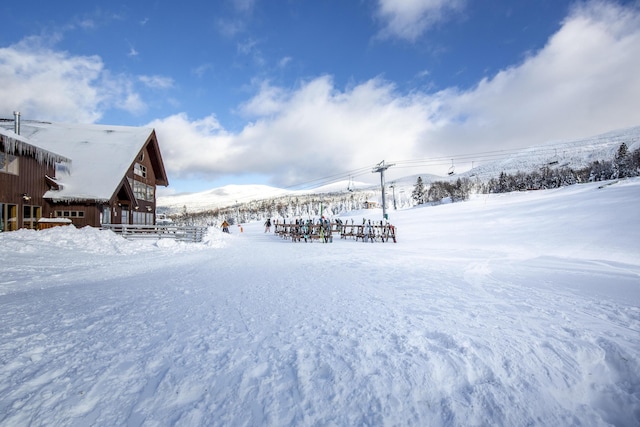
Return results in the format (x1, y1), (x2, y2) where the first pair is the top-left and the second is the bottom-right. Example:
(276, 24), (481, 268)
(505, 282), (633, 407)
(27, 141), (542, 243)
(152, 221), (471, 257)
(158, 125), (640, 215)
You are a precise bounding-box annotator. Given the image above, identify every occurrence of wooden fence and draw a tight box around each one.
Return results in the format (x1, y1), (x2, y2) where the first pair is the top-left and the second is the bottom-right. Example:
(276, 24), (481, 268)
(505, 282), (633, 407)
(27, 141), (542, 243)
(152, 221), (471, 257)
(101, 224), (208, 243)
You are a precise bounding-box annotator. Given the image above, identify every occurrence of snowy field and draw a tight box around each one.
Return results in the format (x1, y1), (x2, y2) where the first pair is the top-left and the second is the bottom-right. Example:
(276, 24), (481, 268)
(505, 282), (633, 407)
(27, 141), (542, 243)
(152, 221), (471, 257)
(1, 179), (639, 426)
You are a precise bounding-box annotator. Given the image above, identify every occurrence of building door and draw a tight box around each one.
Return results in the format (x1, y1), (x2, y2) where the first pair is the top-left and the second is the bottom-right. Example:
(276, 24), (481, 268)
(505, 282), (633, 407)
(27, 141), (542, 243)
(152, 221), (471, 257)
(23, 205), (41, 230)
(0, 203), (17, 231)
(121, 206), (129, 225)
(102, 206), (111, 225)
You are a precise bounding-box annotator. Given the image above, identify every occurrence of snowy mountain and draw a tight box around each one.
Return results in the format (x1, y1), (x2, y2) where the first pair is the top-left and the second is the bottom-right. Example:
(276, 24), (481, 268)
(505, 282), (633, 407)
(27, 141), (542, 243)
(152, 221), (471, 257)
(458, 125), (640, 181)
(158, 125), (640, 214)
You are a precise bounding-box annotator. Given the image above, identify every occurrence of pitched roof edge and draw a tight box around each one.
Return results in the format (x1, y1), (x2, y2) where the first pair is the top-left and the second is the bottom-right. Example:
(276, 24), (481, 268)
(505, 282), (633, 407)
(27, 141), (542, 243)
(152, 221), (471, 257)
(145, 129), (169, 186)
(0, 130), (72, 165)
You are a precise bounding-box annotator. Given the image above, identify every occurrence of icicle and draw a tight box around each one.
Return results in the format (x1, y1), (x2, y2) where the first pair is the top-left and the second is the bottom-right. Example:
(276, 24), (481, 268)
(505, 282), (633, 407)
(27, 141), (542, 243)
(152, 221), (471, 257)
(1, 133), (70, 166)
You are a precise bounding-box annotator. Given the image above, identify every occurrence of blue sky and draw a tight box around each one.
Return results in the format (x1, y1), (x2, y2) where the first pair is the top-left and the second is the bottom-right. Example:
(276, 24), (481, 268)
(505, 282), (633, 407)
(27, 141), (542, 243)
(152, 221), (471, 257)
(1, 0), (639, 194)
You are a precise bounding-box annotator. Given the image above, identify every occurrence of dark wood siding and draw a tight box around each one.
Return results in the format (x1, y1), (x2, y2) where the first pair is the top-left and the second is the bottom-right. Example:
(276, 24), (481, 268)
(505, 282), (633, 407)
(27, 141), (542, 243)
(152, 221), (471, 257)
(1, 148), (55, 229)
(49, 203), (103, 228)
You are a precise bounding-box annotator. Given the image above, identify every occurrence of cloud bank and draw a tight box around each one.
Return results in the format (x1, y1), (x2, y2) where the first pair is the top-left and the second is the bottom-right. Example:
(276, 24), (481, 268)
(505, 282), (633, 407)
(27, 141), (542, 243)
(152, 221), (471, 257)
(151, 1), (640, 185)
(0, 37), (146, 122)
(1, 1), (639, 187)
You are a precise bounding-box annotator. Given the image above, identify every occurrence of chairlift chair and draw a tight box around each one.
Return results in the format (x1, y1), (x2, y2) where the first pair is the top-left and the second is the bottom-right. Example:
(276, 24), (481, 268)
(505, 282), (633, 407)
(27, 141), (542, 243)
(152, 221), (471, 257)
(448, 159), (455, 176)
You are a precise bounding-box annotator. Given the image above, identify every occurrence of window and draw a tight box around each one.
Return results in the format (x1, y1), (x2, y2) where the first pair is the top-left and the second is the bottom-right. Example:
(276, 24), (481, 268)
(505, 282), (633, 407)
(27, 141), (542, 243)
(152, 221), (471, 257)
(23, 205), (41, 230)
(1, 203), (18, 231)
(55, 161), (71, 176)
(55, 210), (85, 218)
(0, 152), (19, 175)
(131, 179), (155, 201)
(134, 163), (147, 178)
(132, 211), (155, 225)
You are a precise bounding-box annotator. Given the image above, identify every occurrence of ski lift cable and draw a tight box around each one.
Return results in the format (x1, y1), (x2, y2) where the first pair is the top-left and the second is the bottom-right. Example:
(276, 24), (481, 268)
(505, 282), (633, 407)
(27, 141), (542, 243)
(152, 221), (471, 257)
(282, 141), (577, 195)
(389, 142), (577, 168)
(227, 140), (585, 207)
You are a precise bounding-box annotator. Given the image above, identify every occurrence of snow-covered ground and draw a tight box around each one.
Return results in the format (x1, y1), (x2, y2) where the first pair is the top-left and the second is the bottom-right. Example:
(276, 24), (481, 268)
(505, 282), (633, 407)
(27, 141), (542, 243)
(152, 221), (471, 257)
(1, 179), (639, 426)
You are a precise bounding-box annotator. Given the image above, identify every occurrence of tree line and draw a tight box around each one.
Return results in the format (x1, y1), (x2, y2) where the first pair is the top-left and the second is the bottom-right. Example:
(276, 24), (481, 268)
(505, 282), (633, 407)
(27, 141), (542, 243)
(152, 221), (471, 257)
(175, 190), (380, 227)
(411, 143), (640, 205)
(172, 143), (639, 225)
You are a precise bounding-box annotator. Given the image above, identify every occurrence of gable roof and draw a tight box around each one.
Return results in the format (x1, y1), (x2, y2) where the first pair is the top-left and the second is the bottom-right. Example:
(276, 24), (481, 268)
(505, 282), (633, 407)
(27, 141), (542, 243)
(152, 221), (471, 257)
(0, 121), (168, 202)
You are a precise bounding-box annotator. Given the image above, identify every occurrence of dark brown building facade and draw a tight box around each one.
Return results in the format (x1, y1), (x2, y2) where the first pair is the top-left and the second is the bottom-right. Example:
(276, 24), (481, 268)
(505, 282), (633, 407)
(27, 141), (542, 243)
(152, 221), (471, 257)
(0, 121), (168, 231)
(1, 132), (70, 231)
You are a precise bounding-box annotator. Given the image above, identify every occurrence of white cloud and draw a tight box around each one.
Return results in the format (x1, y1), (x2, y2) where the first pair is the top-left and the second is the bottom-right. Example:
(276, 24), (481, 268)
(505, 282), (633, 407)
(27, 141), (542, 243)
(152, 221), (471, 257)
(216, 18), (245, 38)
(192, 63), (213, 78)
(0, 36), (147, 122)
(139, 75), (174, 89)
(151, 77), (434, 185)
(232, 0), (255, 13)
(0, 37), (104, 122)
(147, 113), (239, 177)
(375, 0), (466, 41)
(424, 0), (640, 155)
(278, 56), (292, 69)
(151, 1), (640, 186)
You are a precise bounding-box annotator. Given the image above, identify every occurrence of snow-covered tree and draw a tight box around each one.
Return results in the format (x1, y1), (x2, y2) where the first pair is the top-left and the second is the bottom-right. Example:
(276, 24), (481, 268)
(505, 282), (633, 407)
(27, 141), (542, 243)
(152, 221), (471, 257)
(614, 143), (631, 178)
(412, 176), (426, 204)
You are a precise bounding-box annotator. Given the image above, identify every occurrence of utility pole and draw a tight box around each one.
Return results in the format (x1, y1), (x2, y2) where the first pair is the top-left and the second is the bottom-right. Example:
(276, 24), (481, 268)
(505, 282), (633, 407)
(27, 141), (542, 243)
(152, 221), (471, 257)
(372, 160), (394, 221)
(389, 184), (397, 210)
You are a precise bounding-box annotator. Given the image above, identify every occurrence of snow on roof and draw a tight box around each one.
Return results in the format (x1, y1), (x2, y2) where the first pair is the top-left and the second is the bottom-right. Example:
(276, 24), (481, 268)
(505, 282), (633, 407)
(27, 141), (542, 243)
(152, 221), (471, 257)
(0, 126), (71, 165)
(3, 121), (155, 202)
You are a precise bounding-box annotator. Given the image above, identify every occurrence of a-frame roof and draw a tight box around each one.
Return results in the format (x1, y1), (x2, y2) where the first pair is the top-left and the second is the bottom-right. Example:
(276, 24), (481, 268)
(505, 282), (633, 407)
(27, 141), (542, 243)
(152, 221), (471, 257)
(2, 121), (169, 202)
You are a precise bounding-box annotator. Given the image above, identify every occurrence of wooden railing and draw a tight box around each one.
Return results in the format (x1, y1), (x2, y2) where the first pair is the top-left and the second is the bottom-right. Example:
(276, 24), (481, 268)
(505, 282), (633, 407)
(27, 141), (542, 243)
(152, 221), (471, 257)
(101, 224), (207, 243)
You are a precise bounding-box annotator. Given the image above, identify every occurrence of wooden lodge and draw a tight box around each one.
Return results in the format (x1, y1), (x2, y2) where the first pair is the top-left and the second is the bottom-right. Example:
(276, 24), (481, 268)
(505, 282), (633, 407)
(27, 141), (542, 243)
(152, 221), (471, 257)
(0, 115), (169, 231)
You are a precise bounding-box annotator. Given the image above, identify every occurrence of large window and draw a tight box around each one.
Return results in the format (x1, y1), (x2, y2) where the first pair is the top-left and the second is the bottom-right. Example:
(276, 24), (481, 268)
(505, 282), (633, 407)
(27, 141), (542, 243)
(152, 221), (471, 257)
(131, 179), (155, 201)
(1, 203), (18, 231)
(23, 205), (41, 230)
(0, 152), (19, 175)
(132, 211), (154, 225)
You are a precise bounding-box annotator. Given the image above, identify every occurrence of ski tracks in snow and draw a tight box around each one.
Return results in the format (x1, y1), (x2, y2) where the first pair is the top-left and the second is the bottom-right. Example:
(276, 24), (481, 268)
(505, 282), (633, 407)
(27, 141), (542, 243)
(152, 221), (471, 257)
(1, 224), (639, 426)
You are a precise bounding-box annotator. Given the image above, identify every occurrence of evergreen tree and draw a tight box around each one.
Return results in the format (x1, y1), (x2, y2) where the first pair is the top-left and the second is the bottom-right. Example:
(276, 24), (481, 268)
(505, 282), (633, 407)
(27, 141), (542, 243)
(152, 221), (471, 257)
(614, 142), (631, 178)
(412, 176), (426, 204)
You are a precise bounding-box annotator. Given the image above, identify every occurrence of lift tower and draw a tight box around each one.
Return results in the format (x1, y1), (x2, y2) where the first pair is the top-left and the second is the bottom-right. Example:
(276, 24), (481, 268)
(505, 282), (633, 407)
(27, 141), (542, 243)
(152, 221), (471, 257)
(372, 160), (394, 220)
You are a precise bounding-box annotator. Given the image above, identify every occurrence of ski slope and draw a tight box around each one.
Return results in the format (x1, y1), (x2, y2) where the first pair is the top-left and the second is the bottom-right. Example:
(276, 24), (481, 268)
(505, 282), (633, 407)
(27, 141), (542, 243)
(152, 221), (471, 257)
(1, 178), (639, 426)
